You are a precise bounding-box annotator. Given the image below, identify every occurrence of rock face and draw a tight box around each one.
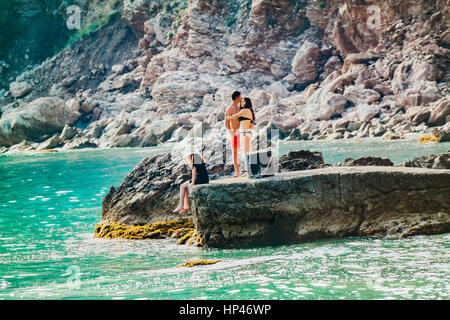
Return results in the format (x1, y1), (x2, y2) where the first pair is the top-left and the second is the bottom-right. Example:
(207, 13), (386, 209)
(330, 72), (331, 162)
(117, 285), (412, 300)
(2, 0), (449, 151)
(399, 150), (450, 169)
(101, 152), (191, 225)
(190, 166), (450, 248)
(100, 151), (233, 225)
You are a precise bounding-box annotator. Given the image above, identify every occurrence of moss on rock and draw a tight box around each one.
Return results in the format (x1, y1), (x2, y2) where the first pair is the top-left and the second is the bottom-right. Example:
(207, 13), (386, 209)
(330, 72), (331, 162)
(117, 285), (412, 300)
(176, 259), (222, 267)
(419, 134), (441, 143)
(176, 230), (204, 246)
(94, 219), (194, 240)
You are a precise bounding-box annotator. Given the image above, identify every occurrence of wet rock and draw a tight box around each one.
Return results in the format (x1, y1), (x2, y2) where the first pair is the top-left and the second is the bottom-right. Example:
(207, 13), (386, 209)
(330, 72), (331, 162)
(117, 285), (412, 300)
(432, 128), (450, 142)
(279, 150), (327, 171)
(419, 134), (441, 143)
(400, 150), (450, 169)
(94, 219), (194, 240)
(337, 156), (393, 167)
(383, 134), (405, 140)
(177, 259), (221, 267)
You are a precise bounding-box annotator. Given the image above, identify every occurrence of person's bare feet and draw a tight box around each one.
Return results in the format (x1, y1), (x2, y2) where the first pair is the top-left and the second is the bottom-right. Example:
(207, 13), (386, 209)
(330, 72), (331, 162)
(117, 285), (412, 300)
(179, 206), (190, 214)
(173, 205), (183, 213)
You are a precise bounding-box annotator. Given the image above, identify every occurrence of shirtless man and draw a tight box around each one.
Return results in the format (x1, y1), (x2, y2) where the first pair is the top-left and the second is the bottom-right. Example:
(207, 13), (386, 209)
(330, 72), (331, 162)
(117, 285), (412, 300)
(225, 91), (242, 177)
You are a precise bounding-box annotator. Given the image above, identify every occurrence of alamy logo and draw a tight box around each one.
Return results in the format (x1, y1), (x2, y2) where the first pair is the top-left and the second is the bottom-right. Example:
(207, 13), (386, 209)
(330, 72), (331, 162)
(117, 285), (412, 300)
(66, 5), (81, 30)
(366, 5), (381, 30)
(65, 265), (81, 289)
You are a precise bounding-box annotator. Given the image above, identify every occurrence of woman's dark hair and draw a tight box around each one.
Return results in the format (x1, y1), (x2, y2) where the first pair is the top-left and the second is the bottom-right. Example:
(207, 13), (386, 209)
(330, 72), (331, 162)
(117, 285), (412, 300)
(242, 97), (255, 123)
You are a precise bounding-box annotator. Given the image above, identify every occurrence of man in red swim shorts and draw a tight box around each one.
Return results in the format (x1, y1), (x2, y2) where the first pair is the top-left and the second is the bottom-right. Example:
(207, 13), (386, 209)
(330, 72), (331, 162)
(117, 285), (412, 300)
(225, 91), (242, 177)
(232, 131), (240, 148)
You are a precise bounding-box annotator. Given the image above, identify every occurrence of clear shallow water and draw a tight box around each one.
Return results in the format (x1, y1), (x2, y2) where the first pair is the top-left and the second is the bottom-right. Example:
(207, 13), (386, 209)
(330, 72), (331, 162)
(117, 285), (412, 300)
(0, 140), (449, 300)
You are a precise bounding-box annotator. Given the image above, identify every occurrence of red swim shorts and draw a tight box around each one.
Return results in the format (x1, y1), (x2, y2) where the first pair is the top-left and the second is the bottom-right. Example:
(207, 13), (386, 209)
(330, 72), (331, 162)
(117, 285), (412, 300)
(231, 133), (240, 148)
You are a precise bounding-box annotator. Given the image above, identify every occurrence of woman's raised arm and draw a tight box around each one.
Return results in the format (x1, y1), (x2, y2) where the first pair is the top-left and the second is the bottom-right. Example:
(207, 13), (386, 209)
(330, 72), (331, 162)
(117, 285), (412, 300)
(226, 109), (246, 120)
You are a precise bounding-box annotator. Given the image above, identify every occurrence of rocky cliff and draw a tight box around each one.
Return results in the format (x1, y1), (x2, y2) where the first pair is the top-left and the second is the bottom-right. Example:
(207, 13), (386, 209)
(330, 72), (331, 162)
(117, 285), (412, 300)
(1, 0), (450, 151)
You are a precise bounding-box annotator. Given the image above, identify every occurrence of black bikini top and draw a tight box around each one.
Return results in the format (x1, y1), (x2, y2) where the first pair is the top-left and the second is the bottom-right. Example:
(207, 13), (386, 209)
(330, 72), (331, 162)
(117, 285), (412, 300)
(238, 116), (253, 123)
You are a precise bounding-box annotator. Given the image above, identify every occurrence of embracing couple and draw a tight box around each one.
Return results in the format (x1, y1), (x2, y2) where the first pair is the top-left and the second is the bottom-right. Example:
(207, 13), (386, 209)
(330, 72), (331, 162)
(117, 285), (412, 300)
(225, 91), (256, 178)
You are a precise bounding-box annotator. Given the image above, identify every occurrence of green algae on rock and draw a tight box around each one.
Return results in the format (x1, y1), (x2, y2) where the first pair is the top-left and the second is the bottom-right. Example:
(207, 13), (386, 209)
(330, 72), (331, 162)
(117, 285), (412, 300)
(94, 219), (194, 240)
(176, 259), (222, 268)
(176, 230), (205, 247)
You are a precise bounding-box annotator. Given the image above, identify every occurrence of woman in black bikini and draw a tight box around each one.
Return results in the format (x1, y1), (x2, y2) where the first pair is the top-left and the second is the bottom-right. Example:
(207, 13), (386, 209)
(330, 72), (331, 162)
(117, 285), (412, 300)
(173, 153), (209, 214)
(225, 97), (255, 176)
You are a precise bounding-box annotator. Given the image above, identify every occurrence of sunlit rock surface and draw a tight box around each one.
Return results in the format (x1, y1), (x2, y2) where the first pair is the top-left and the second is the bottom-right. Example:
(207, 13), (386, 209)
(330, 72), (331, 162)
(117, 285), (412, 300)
(190, 166), (450, 248)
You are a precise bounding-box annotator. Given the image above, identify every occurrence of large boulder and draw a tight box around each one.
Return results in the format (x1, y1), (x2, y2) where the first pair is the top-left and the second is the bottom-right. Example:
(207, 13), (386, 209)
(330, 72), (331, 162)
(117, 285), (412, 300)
(279, 150), (327, 171)
(392, 59), (442, 108)
(318, 93), (348, 120)
(190, 166), (450, 248)
(151, 71), (215, 113)
(405, 106), (431, 125)
(343, 86), (380, 105)
(101, 153), (191, 225)
(427, 98), (450, 126)
(290, 41), (320, 85)
(131, 120), (179, 147)
(0, 97), (80, 147)
(9, 81), (32, 98)
(100, 151), (233, 225)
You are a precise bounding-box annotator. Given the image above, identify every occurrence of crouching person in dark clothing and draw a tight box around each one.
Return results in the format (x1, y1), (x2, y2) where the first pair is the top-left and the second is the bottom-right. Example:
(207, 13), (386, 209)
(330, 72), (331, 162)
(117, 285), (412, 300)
(173, 153), (209, 214)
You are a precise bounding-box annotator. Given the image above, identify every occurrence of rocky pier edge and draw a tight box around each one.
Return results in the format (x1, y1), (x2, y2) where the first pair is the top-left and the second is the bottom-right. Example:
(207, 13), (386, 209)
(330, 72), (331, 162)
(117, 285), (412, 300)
(190, 166), (450, 248)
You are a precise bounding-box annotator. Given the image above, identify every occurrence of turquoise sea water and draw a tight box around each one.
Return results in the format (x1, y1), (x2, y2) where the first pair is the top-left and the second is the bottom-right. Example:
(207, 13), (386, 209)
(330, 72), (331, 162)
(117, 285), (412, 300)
(0, 139), (449, 300)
